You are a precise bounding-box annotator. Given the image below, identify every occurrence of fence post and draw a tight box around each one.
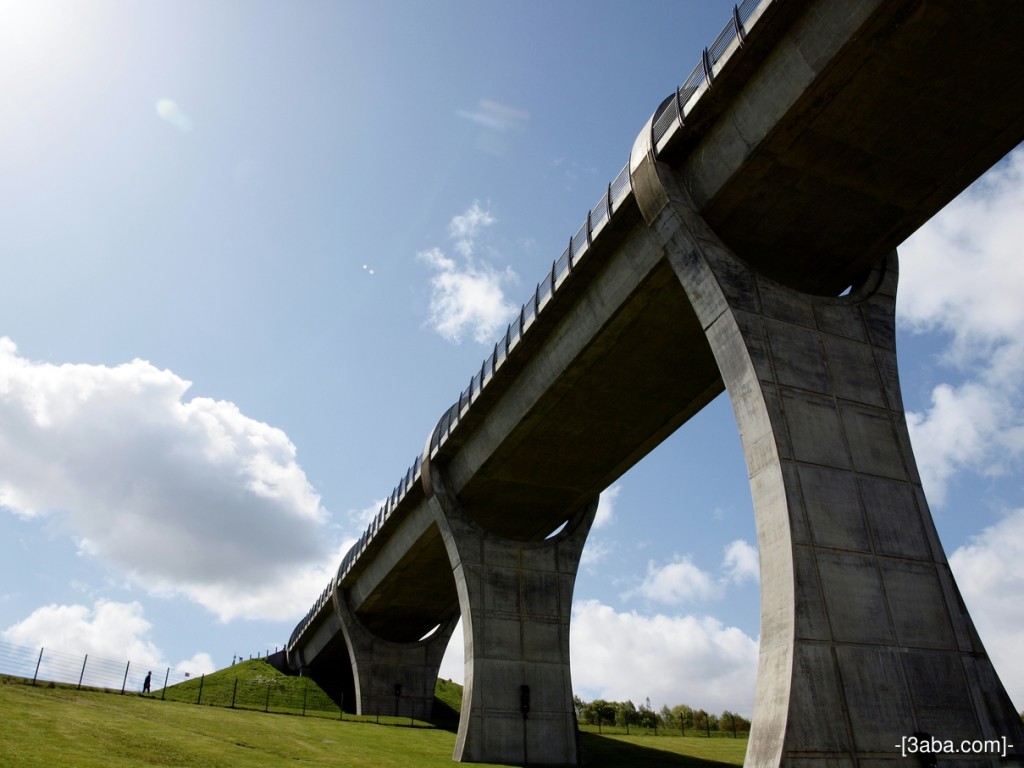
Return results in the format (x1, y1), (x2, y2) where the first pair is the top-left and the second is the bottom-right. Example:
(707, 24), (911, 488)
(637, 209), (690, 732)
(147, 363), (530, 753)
(265, 684), (271, 713)
(77, 654), (88, 690)
(32, 647), (43, 686)
(197, 673), (205, 705)
(121, 660), (130, 695)
(302, 682), (308, 717)
(231, 678), (238, 709)
(161, 668), (169, 701)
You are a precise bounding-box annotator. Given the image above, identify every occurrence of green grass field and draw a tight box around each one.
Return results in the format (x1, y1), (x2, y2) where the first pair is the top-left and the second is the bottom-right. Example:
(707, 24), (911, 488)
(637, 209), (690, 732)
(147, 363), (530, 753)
(0, 670), (747, 767)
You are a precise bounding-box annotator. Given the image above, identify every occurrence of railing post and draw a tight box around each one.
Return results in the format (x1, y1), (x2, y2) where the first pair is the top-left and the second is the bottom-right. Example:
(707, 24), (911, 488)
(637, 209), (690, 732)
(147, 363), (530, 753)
(161, 668), (169, 700)
(121, 660), (130, 695)
(32, 647), (43, 686)
(732, 4), (746, 44)
(77, 654), (88, 690)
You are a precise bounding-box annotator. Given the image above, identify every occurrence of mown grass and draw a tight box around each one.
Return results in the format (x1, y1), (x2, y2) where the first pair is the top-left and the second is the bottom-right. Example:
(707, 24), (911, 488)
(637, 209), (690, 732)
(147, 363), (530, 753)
(0, 676), (492, 768)
(579, 732), (747, 767)
(0, 672), (746, 767)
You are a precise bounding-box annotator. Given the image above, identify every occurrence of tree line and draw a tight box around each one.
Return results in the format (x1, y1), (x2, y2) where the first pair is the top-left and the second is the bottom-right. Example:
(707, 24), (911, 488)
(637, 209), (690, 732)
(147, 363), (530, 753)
(574, 695), (751, 737)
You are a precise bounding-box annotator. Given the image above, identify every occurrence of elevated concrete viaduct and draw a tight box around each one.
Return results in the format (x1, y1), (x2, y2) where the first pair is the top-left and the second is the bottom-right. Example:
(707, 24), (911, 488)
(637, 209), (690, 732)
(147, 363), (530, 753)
(285, 1), (1024, 764)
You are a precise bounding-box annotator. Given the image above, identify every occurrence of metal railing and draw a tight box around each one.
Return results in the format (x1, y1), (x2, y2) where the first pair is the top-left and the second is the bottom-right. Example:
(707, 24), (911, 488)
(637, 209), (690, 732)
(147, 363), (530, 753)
(288, 0), (770, 654)
(0, 637), (194, 697)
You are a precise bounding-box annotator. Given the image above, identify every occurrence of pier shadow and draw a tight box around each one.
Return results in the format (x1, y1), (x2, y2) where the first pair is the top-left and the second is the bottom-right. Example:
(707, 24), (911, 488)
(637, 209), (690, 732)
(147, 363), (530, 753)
(578, 732), (743, 768)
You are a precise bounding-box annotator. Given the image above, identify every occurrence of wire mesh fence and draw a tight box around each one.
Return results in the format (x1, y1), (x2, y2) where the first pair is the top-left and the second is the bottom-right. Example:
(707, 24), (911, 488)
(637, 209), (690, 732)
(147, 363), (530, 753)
(0, 637), (194, 696)
(0, 637), (450, 727)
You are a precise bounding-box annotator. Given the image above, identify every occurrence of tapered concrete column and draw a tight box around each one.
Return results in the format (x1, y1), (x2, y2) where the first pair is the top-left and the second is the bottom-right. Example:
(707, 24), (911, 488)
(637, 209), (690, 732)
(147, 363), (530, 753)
(333, 586), (458, 722)
(631, 144), (1024, 767)
(425, 464), (597, 765)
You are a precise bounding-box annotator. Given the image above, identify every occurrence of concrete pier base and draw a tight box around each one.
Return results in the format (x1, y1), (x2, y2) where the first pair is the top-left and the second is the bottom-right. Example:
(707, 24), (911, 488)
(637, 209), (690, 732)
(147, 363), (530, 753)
(630, 146), (1024, 767)
(426, 465), (597, 765)
(334, 587), (457, 722)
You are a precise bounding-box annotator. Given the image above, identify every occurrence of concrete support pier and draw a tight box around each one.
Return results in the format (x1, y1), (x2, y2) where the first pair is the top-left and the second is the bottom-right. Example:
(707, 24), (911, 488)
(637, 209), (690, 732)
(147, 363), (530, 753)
(631, 144), (1024, 767)
(425, 464), (597, 765)
(334, 587), (457, 722)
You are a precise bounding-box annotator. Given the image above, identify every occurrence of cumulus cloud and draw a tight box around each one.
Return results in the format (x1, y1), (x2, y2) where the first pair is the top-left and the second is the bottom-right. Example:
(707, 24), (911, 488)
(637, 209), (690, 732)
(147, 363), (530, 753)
(722, 539), (759, 584)
(594, 484), (620, 530)
(900, 148), (1024, 505)
(949, 508), (1024, 709)
(0, 338), (336, 620)
(627, 556), (722, 604)
(438, 597), (760, 714)
(155, 98), (194, 133)
(439, 616), (465, 683)
(448, 202), (495, 258)
(2, 599), (214, 676)
(419, 203), (518, 344)
(570, 599), (758, 712)
(624, 539), (759, 605)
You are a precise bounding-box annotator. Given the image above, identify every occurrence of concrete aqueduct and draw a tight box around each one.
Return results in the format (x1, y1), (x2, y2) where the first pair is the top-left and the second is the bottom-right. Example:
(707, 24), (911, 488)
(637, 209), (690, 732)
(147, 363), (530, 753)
(281, 1), (1024, 764)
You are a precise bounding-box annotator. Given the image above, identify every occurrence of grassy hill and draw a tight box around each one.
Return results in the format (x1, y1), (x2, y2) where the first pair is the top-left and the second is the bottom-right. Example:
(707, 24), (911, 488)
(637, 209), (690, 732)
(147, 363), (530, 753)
(0, 670), (746, 767)
(158, 659), (459, 726)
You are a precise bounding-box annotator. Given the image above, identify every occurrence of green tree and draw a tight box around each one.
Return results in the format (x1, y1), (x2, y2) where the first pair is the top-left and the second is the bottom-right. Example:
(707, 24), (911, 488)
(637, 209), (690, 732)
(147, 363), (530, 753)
(693, 708), (719, 736)
(615, 699), (638, 727)
(720, 710), (751, 737)
(582, 698), (615, 727)
(671, 704), (694, 733)
(638, 697), (659, 729)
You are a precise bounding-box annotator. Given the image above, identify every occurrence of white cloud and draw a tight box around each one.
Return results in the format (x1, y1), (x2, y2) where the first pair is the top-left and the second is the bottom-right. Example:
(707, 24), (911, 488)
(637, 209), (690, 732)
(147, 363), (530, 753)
(440, 598), (760, 715)
(722, 539), (759, 585)
(155, 98), (194, 133)
(624, 539), (759, 605)
(448, 202), (495, 258)
(900, 148), (1024, 505)
(949, 508), (1024, 709)
(418, 204), (518, 345)
(1, 599), (213, 677)
(626, 556), (722, 604)
(570, 599), (758, 713)
(0, 338), (336, 620)
(439, 617), (464, 684)
(594, 484), (620, 529)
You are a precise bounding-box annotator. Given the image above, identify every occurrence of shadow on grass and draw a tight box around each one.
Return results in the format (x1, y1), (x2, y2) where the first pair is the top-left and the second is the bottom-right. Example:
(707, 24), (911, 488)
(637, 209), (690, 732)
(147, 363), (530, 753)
(579, 733), (741, 768)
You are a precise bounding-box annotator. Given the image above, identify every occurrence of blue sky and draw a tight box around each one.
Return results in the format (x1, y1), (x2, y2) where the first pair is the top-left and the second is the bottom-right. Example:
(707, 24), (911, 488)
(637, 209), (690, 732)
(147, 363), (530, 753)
(1, 1), (1022, 717)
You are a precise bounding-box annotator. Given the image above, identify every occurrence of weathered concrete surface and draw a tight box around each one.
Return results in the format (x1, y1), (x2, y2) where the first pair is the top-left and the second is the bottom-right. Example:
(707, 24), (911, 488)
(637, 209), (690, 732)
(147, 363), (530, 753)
(343, 498), (459, 643)
(665, 0), (1024, 295)
(335, 588), (457, 722)
(427, 465), (596, 765)
(631, 147), (1024, 766)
